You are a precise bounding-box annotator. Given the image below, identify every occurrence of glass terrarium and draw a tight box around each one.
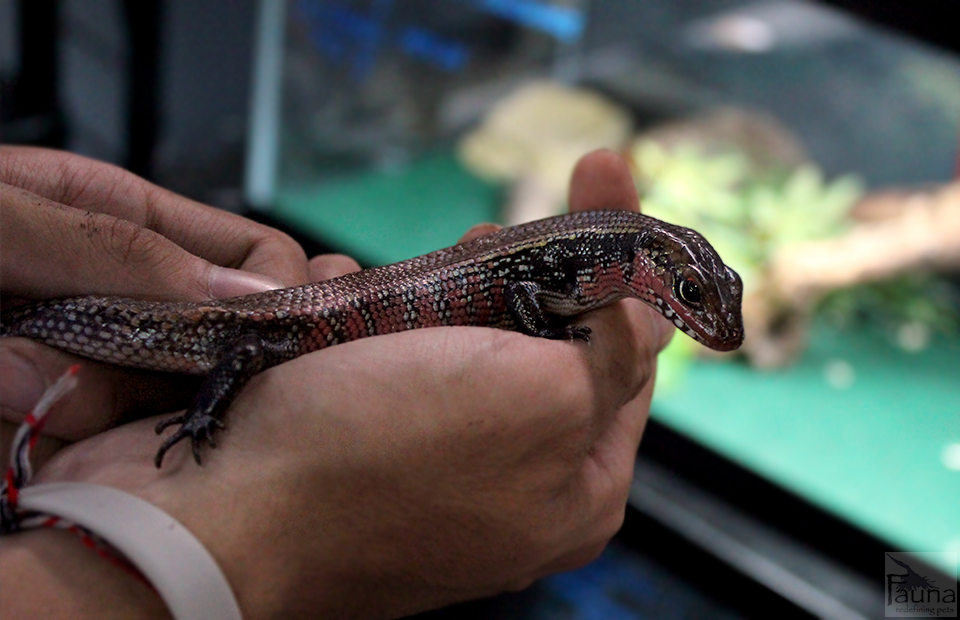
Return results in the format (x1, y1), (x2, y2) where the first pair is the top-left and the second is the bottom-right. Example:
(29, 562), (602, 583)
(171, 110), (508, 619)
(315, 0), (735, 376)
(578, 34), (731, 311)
(246, 0), (960, 575)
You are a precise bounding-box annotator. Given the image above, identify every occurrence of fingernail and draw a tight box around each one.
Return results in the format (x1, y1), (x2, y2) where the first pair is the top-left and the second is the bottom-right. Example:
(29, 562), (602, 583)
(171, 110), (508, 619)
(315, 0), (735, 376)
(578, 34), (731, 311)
(208, 267), (284, 299)
(459, 222), (501, 243)
(0, 350), (46, 418)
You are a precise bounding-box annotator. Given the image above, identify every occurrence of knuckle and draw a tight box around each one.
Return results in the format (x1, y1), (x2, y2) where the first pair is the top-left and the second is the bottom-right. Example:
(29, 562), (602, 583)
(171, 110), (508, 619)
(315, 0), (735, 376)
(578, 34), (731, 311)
(310, 253), (362, 281)
(54, 154), (97, 205)
(230, 224), (308, 283)
(0, 341), (47, 421)
(579, 539), (612, 567)
(596, 353), (651, 416)
(608, 462), (637, 506)
(252, 227), (307, 266)
(507, 500), (569, 560)
(272, 229), (304, 256)
(101, 214), (167, 270)
(597, 502), (627, 542)
(504, 574), (539, 592)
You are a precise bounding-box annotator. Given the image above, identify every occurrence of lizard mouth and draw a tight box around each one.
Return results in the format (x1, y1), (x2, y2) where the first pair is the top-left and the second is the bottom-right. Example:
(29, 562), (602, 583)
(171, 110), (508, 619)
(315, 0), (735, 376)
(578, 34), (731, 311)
(657, 298), (743, 352)
(660, 301), (703, 342)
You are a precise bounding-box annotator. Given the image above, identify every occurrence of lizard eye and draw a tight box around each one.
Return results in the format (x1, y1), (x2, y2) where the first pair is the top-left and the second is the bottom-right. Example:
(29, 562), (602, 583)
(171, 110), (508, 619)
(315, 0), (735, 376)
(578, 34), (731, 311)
(676, 278), (702, 306)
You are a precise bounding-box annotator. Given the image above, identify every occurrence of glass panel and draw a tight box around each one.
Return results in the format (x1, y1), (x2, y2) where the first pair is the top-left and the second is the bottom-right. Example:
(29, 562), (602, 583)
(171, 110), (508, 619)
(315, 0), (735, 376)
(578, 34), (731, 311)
(264, 0), (588, 264)
(589, 0), (960, 572)
(254, 0), (960, 572)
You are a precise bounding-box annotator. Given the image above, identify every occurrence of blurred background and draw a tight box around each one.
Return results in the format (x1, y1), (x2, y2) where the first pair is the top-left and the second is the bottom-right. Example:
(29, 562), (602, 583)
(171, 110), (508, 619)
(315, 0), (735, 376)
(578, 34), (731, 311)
(2, 1), (958, 617)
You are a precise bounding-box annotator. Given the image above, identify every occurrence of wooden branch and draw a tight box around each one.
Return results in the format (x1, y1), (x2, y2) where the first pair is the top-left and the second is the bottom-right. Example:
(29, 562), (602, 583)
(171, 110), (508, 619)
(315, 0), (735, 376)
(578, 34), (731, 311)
(771, 183), (960, 302)
(741, 182), (960, 368)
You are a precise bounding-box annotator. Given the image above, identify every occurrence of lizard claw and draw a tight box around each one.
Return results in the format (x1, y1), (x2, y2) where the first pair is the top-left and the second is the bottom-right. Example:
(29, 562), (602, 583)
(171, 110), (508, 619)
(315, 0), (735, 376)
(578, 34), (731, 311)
(535, 324), (592, 342)
(565, 325), (592, 342)
(154, 414), (186, 434)
(154, 414), (226, 468)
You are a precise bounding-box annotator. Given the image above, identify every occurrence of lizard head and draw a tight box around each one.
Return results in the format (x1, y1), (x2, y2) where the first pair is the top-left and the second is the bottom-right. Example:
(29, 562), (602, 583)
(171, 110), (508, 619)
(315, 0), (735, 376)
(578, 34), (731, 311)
(628, 224), (744, 352)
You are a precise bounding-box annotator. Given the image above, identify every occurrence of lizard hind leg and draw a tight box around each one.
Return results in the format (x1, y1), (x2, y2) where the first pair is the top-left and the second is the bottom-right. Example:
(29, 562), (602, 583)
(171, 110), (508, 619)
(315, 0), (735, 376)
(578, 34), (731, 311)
(154, 332), (265, 468)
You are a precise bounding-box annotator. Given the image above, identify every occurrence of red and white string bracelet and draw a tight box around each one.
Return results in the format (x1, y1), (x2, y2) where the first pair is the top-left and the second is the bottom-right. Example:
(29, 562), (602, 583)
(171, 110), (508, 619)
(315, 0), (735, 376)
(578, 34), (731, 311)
(1, 365), (242, 620)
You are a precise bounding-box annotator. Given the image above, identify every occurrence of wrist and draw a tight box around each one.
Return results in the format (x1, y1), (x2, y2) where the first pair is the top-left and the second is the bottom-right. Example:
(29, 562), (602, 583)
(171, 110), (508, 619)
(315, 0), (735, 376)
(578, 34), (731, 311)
(0, 527), (171, 620)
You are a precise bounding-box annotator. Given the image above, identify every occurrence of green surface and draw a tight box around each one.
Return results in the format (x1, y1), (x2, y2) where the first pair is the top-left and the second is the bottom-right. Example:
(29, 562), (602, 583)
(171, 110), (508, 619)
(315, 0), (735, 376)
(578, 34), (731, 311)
(653, 323), (960, 571)
(273, 153), (502, 266)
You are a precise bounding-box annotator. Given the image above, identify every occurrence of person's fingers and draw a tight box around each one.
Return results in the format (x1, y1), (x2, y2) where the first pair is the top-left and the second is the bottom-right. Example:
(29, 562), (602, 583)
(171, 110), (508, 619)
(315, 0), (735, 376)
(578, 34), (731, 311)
(0, 146), (310, 287)
(0, 419), (66, 472)
(0, 337), (196, 440)
(568, 150), (640, 214)
(1, 184), (283, 302)
(457, 223), (501, 244)
(308, 254), (362, 282)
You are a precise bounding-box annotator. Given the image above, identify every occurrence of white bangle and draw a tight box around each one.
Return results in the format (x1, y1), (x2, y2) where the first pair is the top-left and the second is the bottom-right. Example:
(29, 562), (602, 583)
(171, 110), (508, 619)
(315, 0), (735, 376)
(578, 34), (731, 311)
(17, 482), (243, 620)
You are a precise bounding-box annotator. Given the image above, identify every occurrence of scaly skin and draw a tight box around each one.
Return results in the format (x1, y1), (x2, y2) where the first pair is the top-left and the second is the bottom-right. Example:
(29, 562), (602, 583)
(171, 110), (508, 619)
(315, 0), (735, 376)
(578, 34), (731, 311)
(2, 210), (744, 466)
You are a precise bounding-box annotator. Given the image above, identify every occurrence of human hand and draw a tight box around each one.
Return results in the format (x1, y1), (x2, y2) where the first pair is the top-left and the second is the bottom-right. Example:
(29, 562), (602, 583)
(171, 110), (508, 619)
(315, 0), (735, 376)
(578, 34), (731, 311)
(27, 150), (674, 619)
(0, 146), (318, 453)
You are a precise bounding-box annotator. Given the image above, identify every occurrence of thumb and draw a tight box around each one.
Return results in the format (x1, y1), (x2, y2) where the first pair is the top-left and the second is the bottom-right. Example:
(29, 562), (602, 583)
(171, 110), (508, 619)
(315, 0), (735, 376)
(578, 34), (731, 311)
(458, 222), (502, 244)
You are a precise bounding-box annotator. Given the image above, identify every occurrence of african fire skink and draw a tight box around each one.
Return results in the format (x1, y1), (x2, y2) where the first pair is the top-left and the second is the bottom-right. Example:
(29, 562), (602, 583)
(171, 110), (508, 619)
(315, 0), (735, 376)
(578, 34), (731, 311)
(1, 210), (744, 467)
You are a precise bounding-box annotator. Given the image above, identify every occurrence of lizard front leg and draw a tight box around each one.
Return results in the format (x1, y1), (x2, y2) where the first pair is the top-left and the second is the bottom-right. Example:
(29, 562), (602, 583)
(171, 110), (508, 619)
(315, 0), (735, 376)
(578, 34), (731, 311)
(504, 281), (591, 342)
(154, 332), (265, 467)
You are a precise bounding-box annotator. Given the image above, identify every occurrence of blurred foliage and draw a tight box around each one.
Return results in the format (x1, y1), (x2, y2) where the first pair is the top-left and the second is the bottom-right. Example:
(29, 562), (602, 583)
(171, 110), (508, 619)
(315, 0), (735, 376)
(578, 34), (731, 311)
(632, 140), (863, 291)
(632, 139), (960, 389)
(818, 274), (960, 340)
(632, 140), (865, 388)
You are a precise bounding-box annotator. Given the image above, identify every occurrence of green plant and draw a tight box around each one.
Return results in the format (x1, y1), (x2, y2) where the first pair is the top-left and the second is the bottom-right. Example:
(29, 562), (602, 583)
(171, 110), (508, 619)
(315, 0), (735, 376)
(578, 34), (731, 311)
(631, 139), (865, 386)
(633, 140), (862, 291)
